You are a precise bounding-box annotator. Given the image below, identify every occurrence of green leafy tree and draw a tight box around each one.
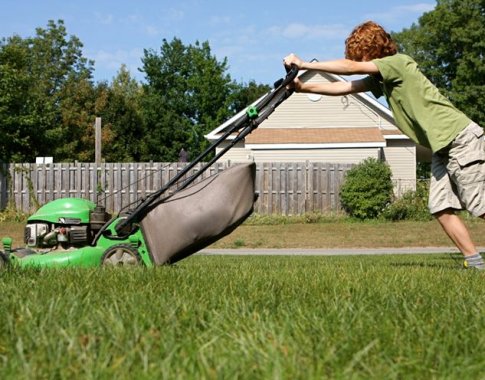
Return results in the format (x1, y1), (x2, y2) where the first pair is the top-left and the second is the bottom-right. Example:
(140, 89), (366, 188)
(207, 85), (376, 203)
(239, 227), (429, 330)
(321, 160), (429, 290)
(392, 0), (485, 125)
(0, 36), (33, 162)
(0, 20), (94, 162)
(0, 23), (278, 163)
(98, 65), (145, 162)
(140, 38), (236, 161)
(54, 76), (101, 161)
(340, 158), (394, 219)
(229, 80), (271, 115)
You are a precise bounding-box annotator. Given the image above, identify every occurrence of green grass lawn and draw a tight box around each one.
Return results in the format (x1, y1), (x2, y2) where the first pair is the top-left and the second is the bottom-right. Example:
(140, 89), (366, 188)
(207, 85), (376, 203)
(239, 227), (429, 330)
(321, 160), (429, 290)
(3, 217), (485, 249)
(213, 218), (485, 249)
(1, 255), (484, 379)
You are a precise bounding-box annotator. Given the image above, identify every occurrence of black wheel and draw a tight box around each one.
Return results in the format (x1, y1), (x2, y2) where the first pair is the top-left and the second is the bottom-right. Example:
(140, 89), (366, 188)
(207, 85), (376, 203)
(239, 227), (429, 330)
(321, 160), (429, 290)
(101, 244), (141, 267)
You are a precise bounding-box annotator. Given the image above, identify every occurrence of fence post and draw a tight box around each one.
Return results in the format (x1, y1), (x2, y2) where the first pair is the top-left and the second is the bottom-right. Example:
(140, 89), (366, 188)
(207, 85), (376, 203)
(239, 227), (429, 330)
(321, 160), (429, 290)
(0, 163), (6, 210)
(95, 117), (102, 165)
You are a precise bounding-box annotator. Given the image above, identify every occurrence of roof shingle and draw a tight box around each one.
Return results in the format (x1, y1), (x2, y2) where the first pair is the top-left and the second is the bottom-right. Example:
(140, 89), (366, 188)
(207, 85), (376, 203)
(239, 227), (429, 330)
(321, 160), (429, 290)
(245, 128), (386, 144)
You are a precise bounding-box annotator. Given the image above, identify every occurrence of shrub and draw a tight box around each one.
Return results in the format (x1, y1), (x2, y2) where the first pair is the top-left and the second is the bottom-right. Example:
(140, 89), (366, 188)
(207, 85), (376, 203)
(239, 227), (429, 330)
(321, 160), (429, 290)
(340, 158), (393, 219)
(382, 180), (432, 221)
(0, 206), (29, 223)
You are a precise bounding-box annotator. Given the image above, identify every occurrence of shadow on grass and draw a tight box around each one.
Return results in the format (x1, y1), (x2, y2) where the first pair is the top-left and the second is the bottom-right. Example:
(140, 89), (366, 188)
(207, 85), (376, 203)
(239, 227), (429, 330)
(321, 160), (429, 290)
(389, 253), (463, 269)
(389, 261), (450, 269)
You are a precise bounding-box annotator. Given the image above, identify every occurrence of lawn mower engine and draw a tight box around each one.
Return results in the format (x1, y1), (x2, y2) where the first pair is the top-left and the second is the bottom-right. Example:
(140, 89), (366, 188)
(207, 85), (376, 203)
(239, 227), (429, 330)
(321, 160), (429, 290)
(25, 198), (110, 250)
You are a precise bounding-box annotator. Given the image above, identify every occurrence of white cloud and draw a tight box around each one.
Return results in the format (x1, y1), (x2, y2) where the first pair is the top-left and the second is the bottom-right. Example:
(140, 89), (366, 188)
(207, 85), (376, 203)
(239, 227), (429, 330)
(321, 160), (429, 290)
(210, 15), (232, 25)
(396, 3), (436, 13)
(167, 8), (185, 21)
(215, 25), (259, 51)
(94, 12), (114, 25)
(267, 23), (348, 40)
(364, 2), (435, 23)
(93, 48), (143, 79)
(123, 14), (143, 25)
(144, 25), (159, 37)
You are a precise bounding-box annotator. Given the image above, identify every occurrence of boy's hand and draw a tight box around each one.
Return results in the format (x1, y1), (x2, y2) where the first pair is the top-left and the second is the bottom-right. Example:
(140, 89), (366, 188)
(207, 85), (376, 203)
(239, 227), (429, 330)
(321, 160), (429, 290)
(283, 53), (304, 70)
(286, 77), (303, 92)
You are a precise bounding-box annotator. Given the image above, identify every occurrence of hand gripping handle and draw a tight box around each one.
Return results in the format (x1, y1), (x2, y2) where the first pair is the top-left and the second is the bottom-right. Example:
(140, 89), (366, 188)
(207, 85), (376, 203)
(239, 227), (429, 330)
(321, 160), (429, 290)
(273, 63), (299, 89)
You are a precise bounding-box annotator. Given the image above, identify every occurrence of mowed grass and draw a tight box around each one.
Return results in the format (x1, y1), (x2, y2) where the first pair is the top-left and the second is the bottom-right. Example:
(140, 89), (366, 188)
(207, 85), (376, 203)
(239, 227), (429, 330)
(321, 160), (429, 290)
(1, 255), (484, 379)
(3, 218), (485, 249)
(212, 218), (485, 249)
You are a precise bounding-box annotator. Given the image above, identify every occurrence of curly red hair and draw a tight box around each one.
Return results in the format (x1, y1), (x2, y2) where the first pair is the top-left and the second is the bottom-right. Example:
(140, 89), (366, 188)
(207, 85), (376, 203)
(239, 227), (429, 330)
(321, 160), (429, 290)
(345, 21), (397, 61)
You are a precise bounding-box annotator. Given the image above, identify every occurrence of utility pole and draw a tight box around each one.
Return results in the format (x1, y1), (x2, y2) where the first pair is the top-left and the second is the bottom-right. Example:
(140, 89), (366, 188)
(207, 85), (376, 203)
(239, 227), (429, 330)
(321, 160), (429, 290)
(94, 117), (103, 206)
(95, 117), (102, 165)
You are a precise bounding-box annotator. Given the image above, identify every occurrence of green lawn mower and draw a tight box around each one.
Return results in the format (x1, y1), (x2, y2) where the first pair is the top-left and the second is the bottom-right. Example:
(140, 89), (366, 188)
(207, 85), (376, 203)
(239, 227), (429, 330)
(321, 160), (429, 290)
(0, 65), (298, 269)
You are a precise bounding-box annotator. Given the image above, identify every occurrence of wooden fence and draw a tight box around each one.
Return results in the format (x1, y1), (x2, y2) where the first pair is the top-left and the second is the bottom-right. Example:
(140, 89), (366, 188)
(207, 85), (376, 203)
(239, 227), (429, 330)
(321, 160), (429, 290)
(0, 161), (354, 215)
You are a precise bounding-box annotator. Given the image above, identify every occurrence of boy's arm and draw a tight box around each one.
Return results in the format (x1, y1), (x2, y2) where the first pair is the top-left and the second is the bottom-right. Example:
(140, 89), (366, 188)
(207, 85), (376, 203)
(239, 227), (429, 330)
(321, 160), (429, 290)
(284, 53), (378, 95)
(294, 78), (369, 96)
(284, 53), (379, 75)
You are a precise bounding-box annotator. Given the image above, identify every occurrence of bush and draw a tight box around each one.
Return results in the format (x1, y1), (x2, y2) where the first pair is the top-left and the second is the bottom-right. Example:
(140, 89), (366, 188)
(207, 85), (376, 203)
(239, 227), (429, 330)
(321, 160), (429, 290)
(382, 181), (432, 221)
(0, 206), (29, 223)
(340, 158), (393, 219)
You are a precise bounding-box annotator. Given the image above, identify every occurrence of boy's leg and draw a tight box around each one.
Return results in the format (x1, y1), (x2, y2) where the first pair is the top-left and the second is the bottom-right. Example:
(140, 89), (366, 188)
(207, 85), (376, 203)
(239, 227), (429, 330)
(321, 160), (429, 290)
(445, 122), (485, 217)
(429, 141), (484, 268)
(434, 209), (477, 256)
(433, 122), (485, 269)
(429, 151), (467, 250)
(433, 209), (484, 269)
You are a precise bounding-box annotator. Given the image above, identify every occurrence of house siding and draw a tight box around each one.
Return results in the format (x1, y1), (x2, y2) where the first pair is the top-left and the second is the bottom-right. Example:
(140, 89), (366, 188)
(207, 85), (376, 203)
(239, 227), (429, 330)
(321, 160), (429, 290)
(261, 72), (396, 130)
(208, 69), (416, 198)
(382, 140), (417, 193)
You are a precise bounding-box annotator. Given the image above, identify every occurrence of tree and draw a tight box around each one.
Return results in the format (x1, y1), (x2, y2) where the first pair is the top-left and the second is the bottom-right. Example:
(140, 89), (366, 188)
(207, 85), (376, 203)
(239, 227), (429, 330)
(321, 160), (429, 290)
(54, 76), (99, 161)
(229, 80), (271, 115)
(392, 0), (485, 125)
(98, 65), (145, 162)
(0, 36), (33, 162)
(0, 23), (276, 163)
(0, 20), (94, 162)
(140, 38), (236, 161)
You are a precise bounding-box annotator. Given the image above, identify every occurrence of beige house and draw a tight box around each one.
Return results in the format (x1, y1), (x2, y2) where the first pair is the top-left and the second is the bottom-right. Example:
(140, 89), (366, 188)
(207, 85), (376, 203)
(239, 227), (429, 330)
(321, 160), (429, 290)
(206, 69), (425, 195)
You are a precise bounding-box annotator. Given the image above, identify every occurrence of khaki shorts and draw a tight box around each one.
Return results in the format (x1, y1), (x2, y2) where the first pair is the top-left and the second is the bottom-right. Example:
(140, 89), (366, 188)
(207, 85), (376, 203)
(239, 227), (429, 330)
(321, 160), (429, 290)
(429, 122), (485, 217)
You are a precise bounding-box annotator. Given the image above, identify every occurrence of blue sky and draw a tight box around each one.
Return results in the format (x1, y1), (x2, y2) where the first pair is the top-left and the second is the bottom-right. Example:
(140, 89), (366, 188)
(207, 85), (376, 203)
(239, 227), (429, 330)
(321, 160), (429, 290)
(0, 0), (435, 84)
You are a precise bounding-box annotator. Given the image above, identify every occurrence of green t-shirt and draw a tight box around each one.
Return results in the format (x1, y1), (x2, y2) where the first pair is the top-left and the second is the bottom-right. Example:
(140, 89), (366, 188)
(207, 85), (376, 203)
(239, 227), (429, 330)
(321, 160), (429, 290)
(364, 53), (470, 152)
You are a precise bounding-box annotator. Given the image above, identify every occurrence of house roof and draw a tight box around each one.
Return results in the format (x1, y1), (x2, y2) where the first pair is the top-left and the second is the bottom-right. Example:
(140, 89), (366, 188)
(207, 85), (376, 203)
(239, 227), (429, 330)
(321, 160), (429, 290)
(205, 64), (407, 145)
(380, 128), (408, 140)
(244, 127), (386, 149)
(246, 128), (385, 144)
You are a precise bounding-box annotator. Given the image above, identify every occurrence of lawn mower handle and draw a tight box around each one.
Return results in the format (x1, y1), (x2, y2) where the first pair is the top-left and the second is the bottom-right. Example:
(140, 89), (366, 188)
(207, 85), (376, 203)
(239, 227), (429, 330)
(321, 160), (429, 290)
(274, 63), (298, 89)
(113, 64), (299, 236)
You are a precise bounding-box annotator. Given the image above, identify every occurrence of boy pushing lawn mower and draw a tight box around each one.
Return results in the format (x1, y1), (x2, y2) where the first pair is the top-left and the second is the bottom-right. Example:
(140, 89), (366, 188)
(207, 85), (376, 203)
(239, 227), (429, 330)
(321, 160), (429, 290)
(284, 21), (484, 270)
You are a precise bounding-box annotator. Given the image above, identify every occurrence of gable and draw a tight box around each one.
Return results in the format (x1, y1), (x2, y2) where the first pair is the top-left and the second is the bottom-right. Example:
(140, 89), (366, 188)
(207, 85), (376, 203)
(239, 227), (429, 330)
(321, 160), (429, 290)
(260, 71), (396, 130)
(205, 68), (417, 192)
(205, 69), (402, 143)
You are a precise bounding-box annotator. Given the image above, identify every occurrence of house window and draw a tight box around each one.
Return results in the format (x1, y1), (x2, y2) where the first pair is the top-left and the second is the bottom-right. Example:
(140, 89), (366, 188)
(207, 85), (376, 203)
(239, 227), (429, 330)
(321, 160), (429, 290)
(307, 93), (322, 102)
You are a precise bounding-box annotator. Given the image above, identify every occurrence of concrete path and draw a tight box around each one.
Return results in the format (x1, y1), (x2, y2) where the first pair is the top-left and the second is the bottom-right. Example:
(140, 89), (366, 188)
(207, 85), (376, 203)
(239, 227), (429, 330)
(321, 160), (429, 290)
(198, 247), (485, 256)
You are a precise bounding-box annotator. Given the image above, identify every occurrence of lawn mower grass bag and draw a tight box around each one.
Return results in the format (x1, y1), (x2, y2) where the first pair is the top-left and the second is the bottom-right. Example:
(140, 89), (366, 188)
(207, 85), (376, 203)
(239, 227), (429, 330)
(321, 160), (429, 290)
(139, 162), (256, 265)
